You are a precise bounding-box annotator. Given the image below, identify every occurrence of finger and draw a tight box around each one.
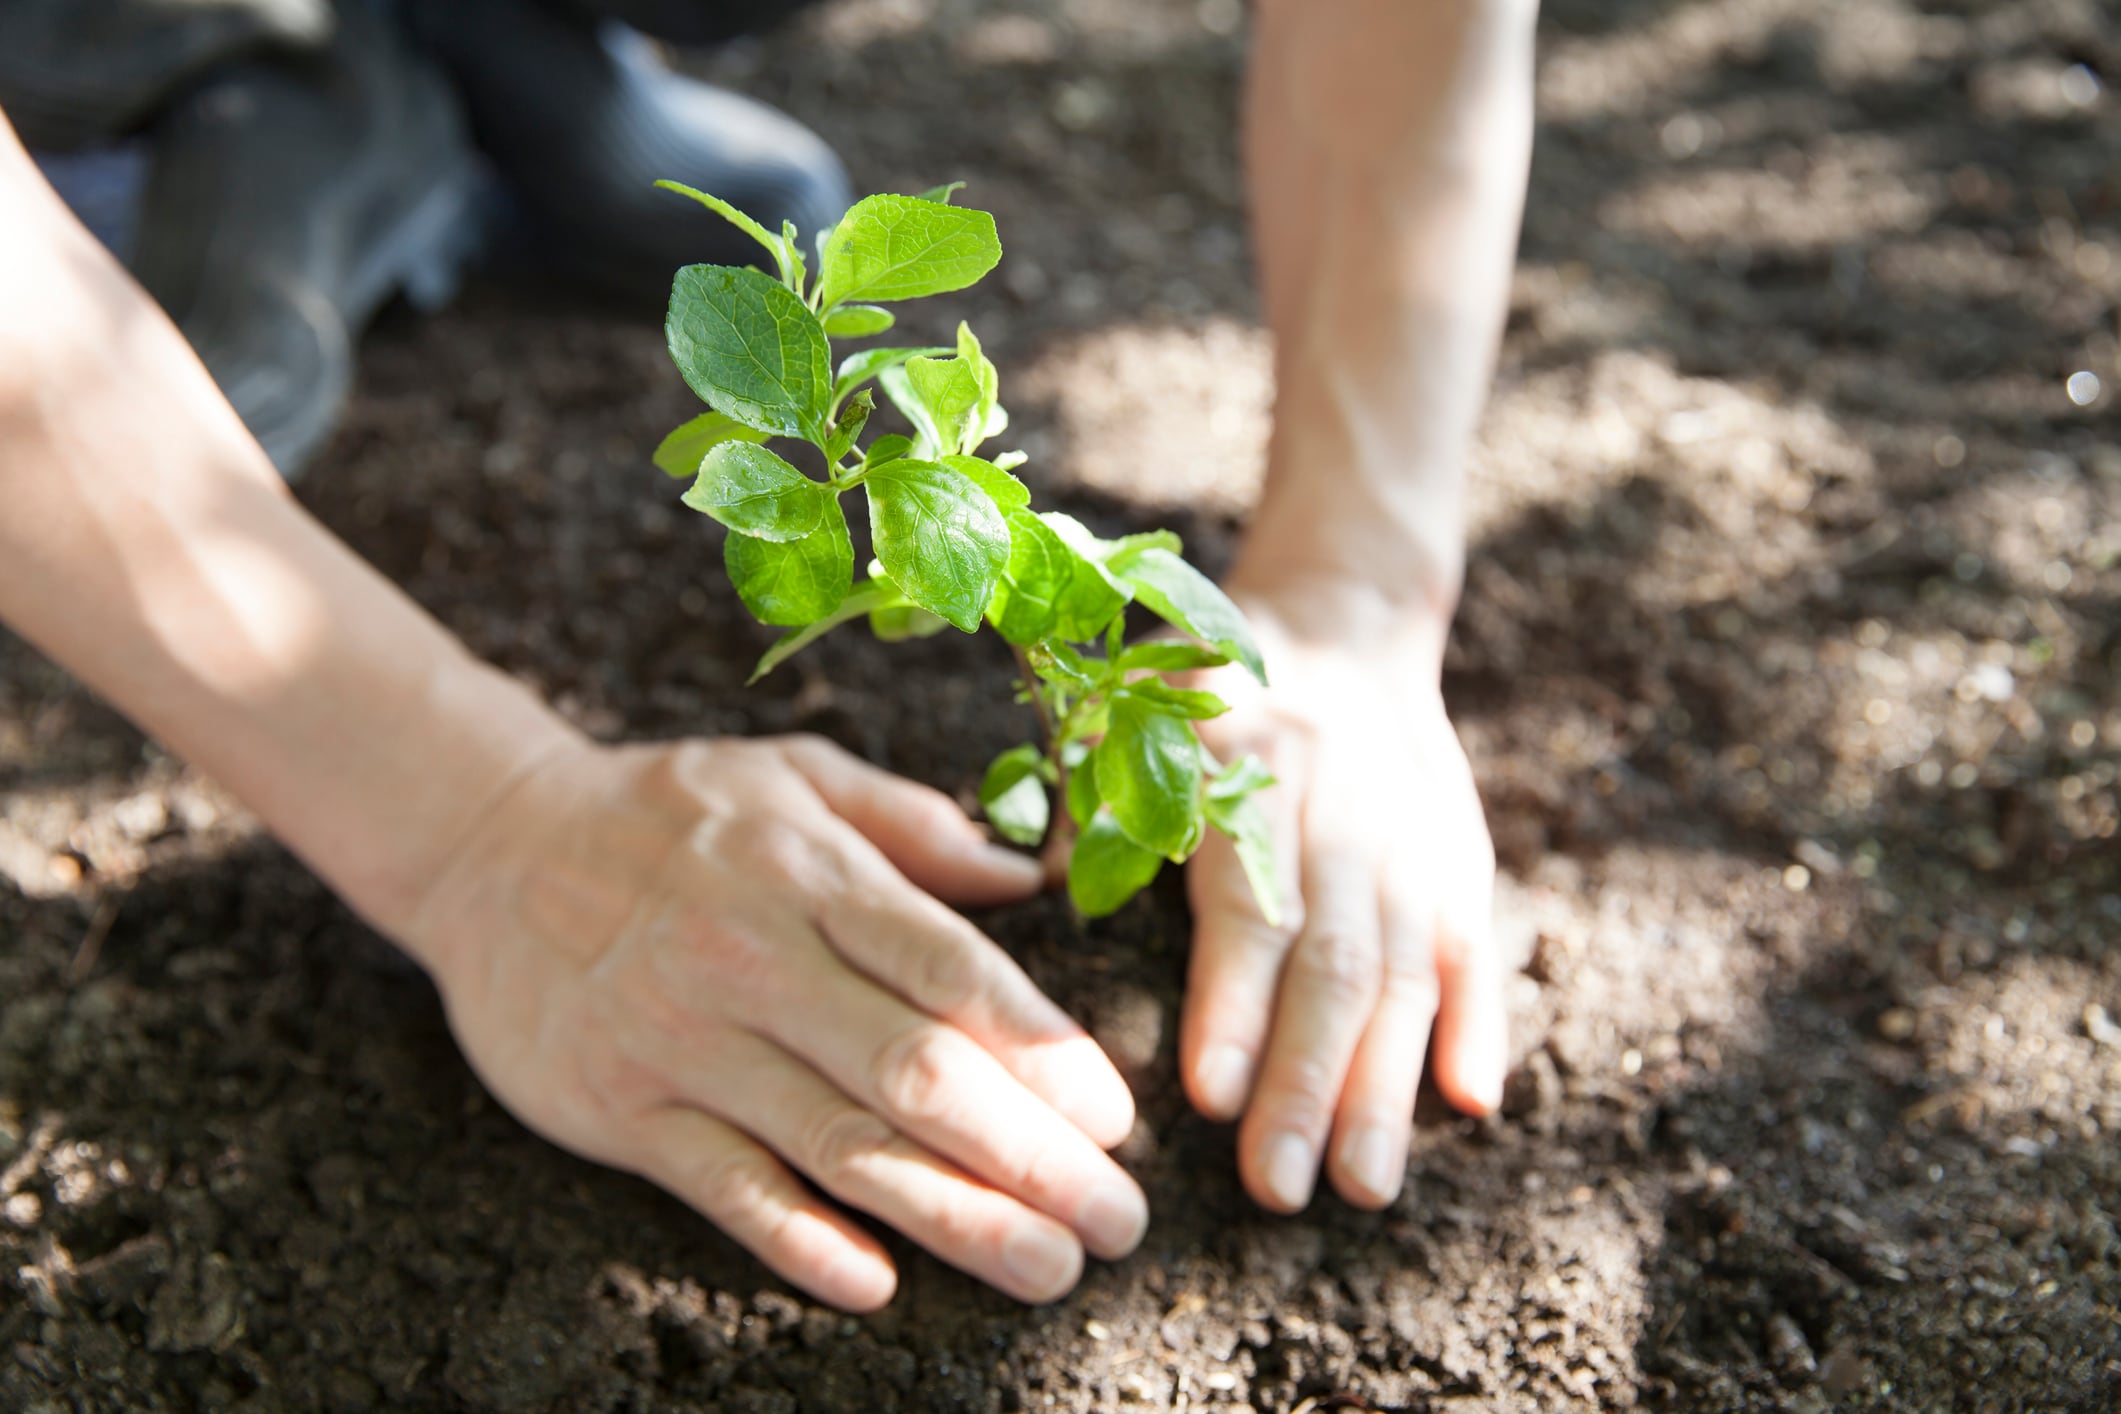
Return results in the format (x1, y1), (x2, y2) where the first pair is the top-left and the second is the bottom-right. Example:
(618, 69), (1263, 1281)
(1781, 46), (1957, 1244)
(1325, 905), (1441, 1209)
(813, 846), (1137, 1149)
(699, 1030), (1086, 1304)
(1237, 851), (1381, 1213)
(1180, 775), (1305, 1122)
(778, 733), (1044, 905)
(1429, 897), (1508, 1115)
(759, 969), (1149, 1262)
(631, 1105), (898, 1312)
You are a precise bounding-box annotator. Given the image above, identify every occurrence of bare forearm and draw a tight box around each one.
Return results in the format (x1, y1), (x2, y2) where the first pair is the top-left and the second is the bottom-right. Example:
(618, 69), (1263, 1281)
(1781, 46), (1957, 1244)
(1236, 0), (1536, 652)
(0, 118), (577, 949)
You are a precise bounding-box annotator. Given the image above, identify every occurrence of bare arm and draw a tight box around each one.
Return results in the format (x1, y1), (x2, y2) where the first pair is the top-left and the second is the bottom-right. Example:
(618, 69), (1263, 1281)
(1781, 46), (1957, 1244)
(1234, 0), (1536, 646)
(0, 120), (572, 939)
(0, 115), (1145, 1309)
(1182, 0), (1536, 1213)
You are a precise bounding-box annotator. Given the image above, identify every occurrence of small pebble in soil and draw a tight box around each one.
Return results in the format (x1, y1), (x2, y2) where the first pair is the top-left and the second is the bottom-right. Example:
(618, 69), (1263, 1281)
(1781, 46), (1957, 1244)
(1767, 1312), (1817, 1377)
(2084, 1004), (2121, 1049)
(1819, 1344), (1868, 1398)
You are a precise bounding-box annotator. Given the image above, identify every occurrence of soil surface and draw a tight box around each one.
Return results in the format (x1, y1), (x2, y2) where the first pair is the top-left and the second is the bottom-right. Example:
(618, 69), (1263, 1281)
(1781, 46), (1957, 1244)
(6, 1), (2121, 1410)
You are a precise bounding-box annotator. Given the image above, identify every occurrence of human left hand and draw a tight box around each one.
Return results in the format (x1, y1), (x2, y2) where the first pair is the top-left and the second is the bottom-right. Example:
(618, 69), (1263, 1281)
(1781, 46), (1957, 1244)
(1178, 592), (1508, 1212)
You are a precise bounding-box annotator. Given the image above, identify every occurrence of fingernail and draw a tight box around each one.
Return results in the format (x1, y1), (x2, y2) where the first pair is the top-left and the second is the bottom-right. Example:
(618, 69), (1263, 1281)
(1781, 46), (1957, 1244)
(1342, 1125), (1400, 1203)
(1195, 1043), (1253, 1117)
(1260, 1131), (1315, 1211)
(1475, 1069), (1506, 1114)
(1076, 1180), (1149, 1259)
(1001, 1221), (1082, 1300)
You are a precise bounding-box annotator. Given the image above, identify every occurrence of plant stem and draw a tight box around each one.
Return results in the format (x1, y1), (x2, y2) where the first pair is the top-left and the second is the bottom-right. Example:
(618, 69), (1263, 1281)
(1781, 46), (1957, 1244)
(1009, 643), (1059, 754)
(1010, 643), (1077, 884)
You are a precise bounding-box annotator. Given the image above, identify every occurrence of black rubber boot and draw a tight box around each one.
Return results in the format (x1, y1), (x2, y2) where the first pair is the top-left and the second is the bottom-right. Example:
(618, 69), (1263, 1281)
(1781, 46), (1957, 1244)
(129, 2), (483, 477)
(409, 0), (850, 306)
(0, 0), (333, 150)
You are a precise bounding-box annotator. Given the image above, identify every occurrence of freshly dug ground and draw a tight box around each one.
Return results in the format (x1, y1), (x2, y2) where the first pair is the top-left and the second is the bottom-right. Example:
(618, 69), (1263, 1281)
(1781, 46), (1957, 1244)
(5, 1), (2120, 1409)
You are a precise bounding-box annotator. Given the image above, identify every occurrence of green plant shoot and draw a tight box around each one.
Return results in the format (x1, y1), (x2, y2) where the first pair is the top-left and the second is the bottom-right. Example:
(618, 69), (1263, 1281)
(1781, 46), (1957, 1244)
(650, 179), (1279, 921)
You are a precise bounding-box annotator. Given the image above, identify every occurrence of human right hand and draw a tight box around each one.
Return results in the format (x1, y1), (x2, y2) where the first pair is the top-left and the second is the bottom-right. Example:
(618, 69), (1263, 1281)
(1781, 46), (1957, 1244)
(399, 733), (1146, 1310)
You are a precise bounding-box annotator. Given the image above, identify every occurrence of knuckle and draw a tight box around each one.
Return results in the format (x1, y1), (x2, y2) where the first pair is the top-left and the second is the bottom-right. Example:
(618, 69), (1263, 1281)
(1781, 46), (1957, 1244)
(803, 1105), (896, 1185)
(1293, 925), (1381, 1004)
(669, 1135), (770, 1220)
(923, 1186), (991, 1253)
(904, 783), (969, 832)
(578, 1041), (668, 1120)
(990, 1133), (1068, 1204)
(776, 732), (845, 774)
(734, 817), (842, 891)
(1386, 968), (1443, 1024)
(1261, 1050), (1344, 1119)
(909, 933), (989, 1017)
(873, 1025), (962, 1128)
(681, 917), (780, 1004)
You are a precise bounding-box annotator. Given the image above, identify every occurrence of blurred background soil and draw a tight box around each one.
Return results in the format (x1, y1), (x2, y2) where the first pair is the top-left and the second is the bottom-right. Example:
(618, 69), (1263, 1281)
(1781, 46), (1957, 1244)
(4, 0), (2120, 1409)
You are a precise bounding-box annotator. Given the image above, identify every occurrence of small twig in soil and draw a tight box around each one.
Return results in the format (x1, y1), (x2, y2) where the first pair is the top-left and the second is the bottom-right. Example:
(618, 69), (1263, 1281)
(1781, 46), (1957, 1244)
(67, 895), (122, 985)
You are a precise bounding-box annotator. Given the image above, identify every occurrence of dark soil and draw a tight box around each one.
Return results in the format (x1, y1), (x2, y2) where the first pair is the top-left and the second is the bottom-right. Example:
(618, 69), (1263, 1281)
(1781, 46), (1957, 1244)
(6, 1), (2121, 1409)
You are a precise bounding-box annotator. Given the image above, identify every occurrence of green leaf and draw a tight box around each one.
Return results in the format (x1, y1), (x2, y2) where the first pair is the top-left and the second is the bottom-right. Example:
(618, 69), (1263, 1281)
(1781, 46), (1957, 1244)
(825, 390), (874, 464)
(816, 194), (1002, 310)
(979, 744), (1051, 846)
(864, 460), (1009, 632)
(780, 219), (808, 294)
(1064, 697), (1112, 745)
(1107, 547), (1267, 685)
(834, 345), (950, 407)
(915, 181), (967, 205)
(903, 355), (986, 457)
(1095, 693), (1207, 860)
(1069, 810), (1163, 917)
(1040, 513), (1133, 641)
(956, 321), (1002, 452)
(1115, 679), (1230, 720)
(869, 602), (950, 641)
(1065, 756), (1102, 828)
(667, 264), (831, 440)
(748, 576), (898, 683)
(1205, 791), (1281, 926)
(823, 304), (895, 338)
(876, 364), (936, 456)
(682, 442), (826, 541)
(1100, 529), (1183, 562)
(941, 454), (1029, 511)
(988, 509), (1072, 645)
(991, 449), (1028, 472)
(1208, 753), (1277, 801)
(654, 180), (801, 289)
(724, 496), (853, 625)
(1116, 641), (1231, 673)
(1028, 639), (1095, 691)
(651, 412), (769, 478)
(861, 433), (914, 470)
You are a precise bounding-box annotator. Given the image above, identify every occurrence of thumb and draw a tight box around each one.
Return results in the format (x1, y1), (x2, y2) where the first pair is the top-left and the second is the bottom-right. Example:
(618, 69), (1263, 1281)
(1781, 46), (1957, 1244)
(777, 735), (1045, 905)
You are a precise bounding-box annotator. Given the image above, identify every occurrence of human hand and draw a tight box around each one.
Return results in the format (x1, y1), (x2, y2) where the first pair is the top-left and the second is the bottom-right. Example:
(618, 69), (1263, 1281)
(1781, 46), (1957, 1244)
(399, 733), (1146, 1310)
(1179, 594), (1507, 1212)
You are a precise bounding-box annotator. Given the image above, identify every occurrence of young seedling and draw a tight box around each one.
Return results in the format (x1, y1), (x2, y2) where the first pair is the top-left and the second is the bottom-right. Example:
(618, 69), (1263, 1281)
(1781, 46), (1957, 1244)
(650, 179), (1279, 921)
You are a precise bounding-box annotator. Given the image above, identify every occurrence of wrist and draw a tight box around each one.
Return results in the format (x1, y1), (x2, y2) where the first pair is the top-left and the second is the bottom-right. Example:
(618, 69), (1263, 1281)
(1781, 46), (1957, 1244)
(1224, 551), (1456, 681)
(325, 655), (587, 960)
